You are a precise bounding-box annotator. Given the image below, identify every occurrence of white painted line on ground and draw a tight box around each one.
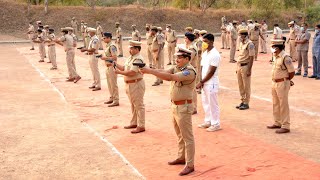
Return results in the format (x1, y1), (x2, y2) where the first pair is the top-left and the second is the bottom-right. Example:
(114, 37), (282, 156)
(220, 85), (320, 117)
(82, 123), (146, 179)
(19, 47), (145, 179)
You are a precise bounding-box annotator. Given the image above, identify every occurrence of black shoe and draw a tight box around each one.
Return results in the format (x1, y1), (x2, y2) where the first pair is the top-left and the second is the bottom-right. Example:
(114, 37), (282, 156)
(236, 103), (244, 109)
(295, 72), (301, 75)
(308, 75), (317, 78)
(167, 63), (172, 65)
(118, 55), (123, 57)
(316, 77), (320, 80)
(303, 73), (308, 77)
(239, 104), (249, 110)
(30, 48), (35, 50)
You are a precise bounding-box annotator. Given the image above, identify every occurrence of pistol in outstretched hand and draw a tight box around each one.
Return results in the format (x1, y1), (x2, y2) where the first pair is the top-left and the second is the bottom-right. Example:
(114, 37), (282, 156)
(132, 62), (146, 68)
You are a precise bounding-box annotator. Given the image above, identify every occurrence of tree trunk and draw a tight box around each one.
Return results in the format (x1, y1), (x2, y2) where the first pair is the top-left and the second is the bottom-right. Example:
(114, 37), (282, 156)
(44, 0), (48, 14)
(27, 0), (31, 14)
(36, 0), (39, 5)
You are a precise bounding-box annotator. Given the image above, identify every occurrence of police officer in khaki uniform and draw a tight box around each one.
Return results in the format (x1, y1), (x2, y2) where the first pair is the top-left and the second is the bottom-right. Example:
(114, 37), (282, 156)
(115, 22), (123, 57)
(267, 39), (295, 134)
(45, 28), (57, 70)
(221, 23), (227, 49)
(185, 32), (198, 114)
(140, 47), (196, 176)
(71, 17), (78, 36)
(80, 20), (86, 48)
(131, 24), (141, 41)
(230, 21), (238, 63)
(100, 32), (119, 107)
(33, 29), (45, 62)
(81, 28), (101, 91)
(295, 23), (311, 77)
(249, 23), (265, 61)
(194, 29), (202, 91)
(27, 22), (35, 50)
(287, 21), (300, 62)
(146, 24), (154, 68)
(165, 24), (177, 65)
(260, 20), (268, 54)
(236, 28), (255, 110)
(237, 21), (247, 51)
(185, 27), (193, 33)
(114, 40), (146, 134)
(96, 21), (104, 50)
(55, 28), (81, 83)
(151, 26), (165, 86)
(84, 23), (90, 49)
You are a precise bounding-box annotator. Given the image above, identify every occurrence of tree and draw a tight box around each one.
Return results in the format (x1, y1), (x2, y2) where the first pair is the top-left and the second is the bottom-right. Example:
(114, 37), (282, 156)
(199, 0), (216, 12)
(44, 0), (48, 14)
(86, 0), (98, 10)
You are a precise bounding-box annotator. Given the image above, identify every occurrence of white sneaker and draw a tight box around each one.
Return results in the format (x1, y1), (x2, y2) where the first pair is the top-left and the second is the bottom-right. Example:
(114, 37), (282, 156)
(206, 125), (222, 132)
(198, 122), (211, 129)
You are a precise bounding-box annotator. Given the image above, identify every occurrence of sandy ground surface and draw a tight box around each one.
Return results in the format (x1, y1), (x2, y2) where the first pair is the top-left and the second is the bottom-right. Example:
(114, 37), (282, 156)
(1, 33), (320, 179)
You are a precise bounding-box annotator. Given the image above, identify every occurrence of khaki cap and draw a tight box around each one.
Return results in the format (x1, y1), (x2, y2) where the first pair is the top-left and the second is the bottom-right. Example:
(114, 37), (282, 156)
(115, 22), (120, 25)
(157, 27), (163, 31)
(129, 40), (142, 47)
(65, 27), (74, 31)
(247, 19), (253, 22)
(238, 28), (248, 33)
(151, 26), (158, 31)
(255, 23), (261, 27)
(72, 17), (75, 20)
(175, 47), (192, 56)
(87, 27), (96, 33)
(166, 24), (172, 27)
(193, 29), (200, 34)
(44, 25), (49, 28)
(36, 21), (42, 24)
(232, 20), (238, 24)
(288, 21), (294, 25)
(61, 28), (67, 31)
(185, 27), (193, 31)
(199, 30), (207, 35)
(131, 24), (136, 27)
(270, 39), (285, 46)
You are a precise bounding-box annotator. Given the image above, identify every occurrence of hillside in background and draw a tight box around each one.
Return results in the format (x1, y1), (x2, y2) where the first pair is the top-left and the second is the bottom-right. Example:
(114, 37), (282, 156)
(0, 0), (303, 39)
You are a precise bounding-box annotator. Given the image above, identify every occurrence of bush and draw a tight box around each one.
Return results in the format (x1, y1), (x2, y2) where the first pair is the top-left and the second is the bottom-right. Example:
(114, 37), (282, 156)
(306, 5), (320, 25)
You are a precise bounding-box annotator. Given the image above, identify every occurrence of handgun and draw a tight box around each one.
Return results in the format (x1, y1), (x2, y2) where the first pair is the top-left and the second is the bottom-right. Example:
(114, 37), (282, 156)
(132, 62), (146, 68)
(105, 59), (116, 69)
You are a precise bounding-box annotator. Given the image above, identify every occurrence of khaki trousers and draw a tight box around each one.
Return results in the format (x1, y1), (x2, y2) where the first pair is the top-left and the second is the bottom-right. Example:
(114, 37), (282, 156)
(89, 55), (101, 88)
(297, 50), (309, 74)
(48, 46), (57, 68)
(237, 64), (251, 104)
(106, 66), (119, 103)
(126, 80), (145, 127)
(260, 34), (267, 53)
(289, 40), (297, 61)
(226, 33), (230, 48)
(82, 33), (86, 47)
(167, 42), (176, 64)
(221, 32), (227, 48)
(252, 40), (259, 61)
(85, 37), (90, 49)
(66, 49), (79, 78)
(171, 103), (195, 167)
(73, 26), (78, 36)
(147, 45), (153, 67)
(153, 49), (164, 83)
(28, 34), (34, 49)
(272, 80), (290, 129)
(98, 35), (103, 49)
(230, 39), (236, 61)
(39, 43), (45, 60)
(117, 39), (123, 56)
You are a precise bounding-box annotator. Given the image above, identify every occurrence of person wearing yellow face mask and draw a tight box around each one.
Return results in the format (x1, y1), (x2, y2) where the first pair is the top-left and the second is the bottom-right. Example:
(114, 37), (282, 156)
(196, 33), (221, 132)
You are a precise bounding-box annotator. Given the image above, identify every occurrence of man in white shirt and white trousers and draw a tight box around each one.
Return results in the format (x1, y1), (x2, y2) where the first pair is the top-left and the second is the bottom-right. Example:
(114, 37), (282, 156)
(196, 33), (221, 132)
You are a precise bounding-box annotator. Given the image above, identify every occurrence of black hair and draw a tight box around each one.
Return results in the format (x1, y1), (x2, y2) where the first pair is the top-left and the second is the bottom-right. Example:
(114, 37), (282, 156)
(240, 32), (248, 36)
(103, 32), (112, 38)
(317, 24), (320, 29)
(274, 24), (279, 27)
(185, 32), (196, 42)
(203, 33), (214, 42)
(151, 28), (158, 33)
(37, 29), (42, 33)
(62, 30), (68, 34)
(134, 46), (141, 51)
(273, 44), (285, 51)
(179, 54), (191, 61)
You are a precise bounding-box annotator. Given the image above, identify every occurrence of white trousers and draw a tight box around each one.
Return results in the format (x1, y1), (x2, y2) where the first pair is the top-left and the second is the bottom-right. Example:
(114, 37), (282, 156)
(201, 83), (220, 126)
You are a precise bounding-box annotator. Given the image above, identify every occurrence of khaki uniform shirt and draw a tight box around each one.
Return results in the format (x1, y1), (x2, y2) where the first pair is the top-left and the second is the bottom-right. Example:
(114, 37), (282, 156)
(186, 43), (198, 66)
(289, 25), (300, 40)
(166, 30), (177, 43)
(43, 29), (49, 39)
(146, 31), (154, 45)
(272, 51), (295, 80)
(116, 27), (122, 39)
(80, 24), (85, 33)
(36, 33), (45, 42)
(28, 25), (35, 34)
(124, 53), (144, 81)
(237, 38), (255, 63)
(70, 33), (77, 47)
(296, 31), (311, 51)
(131, 30), (141, 41)
(152, 33), (165, 51)
(261, 24), (268, 34)
(59, 34), (74, 50)
(96, 25), (103, 36)
(168, 64), (196, 101)
(230, 26), (238, 40)
(104, 42), (117, 66)
(221, 25), (227, 33)
(71, 20), (78, 29)
(249, 29), (261, 41)
(48, 33), (55, 46)
(273, 27), (283, 39)
(88, 35), (99, 54)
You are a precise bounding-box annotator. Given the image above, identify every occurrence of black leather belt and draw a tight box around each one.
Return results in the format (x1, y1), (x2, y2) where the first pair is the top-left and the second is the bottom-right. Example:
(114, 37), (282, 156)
(240, 63), (248, 66)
